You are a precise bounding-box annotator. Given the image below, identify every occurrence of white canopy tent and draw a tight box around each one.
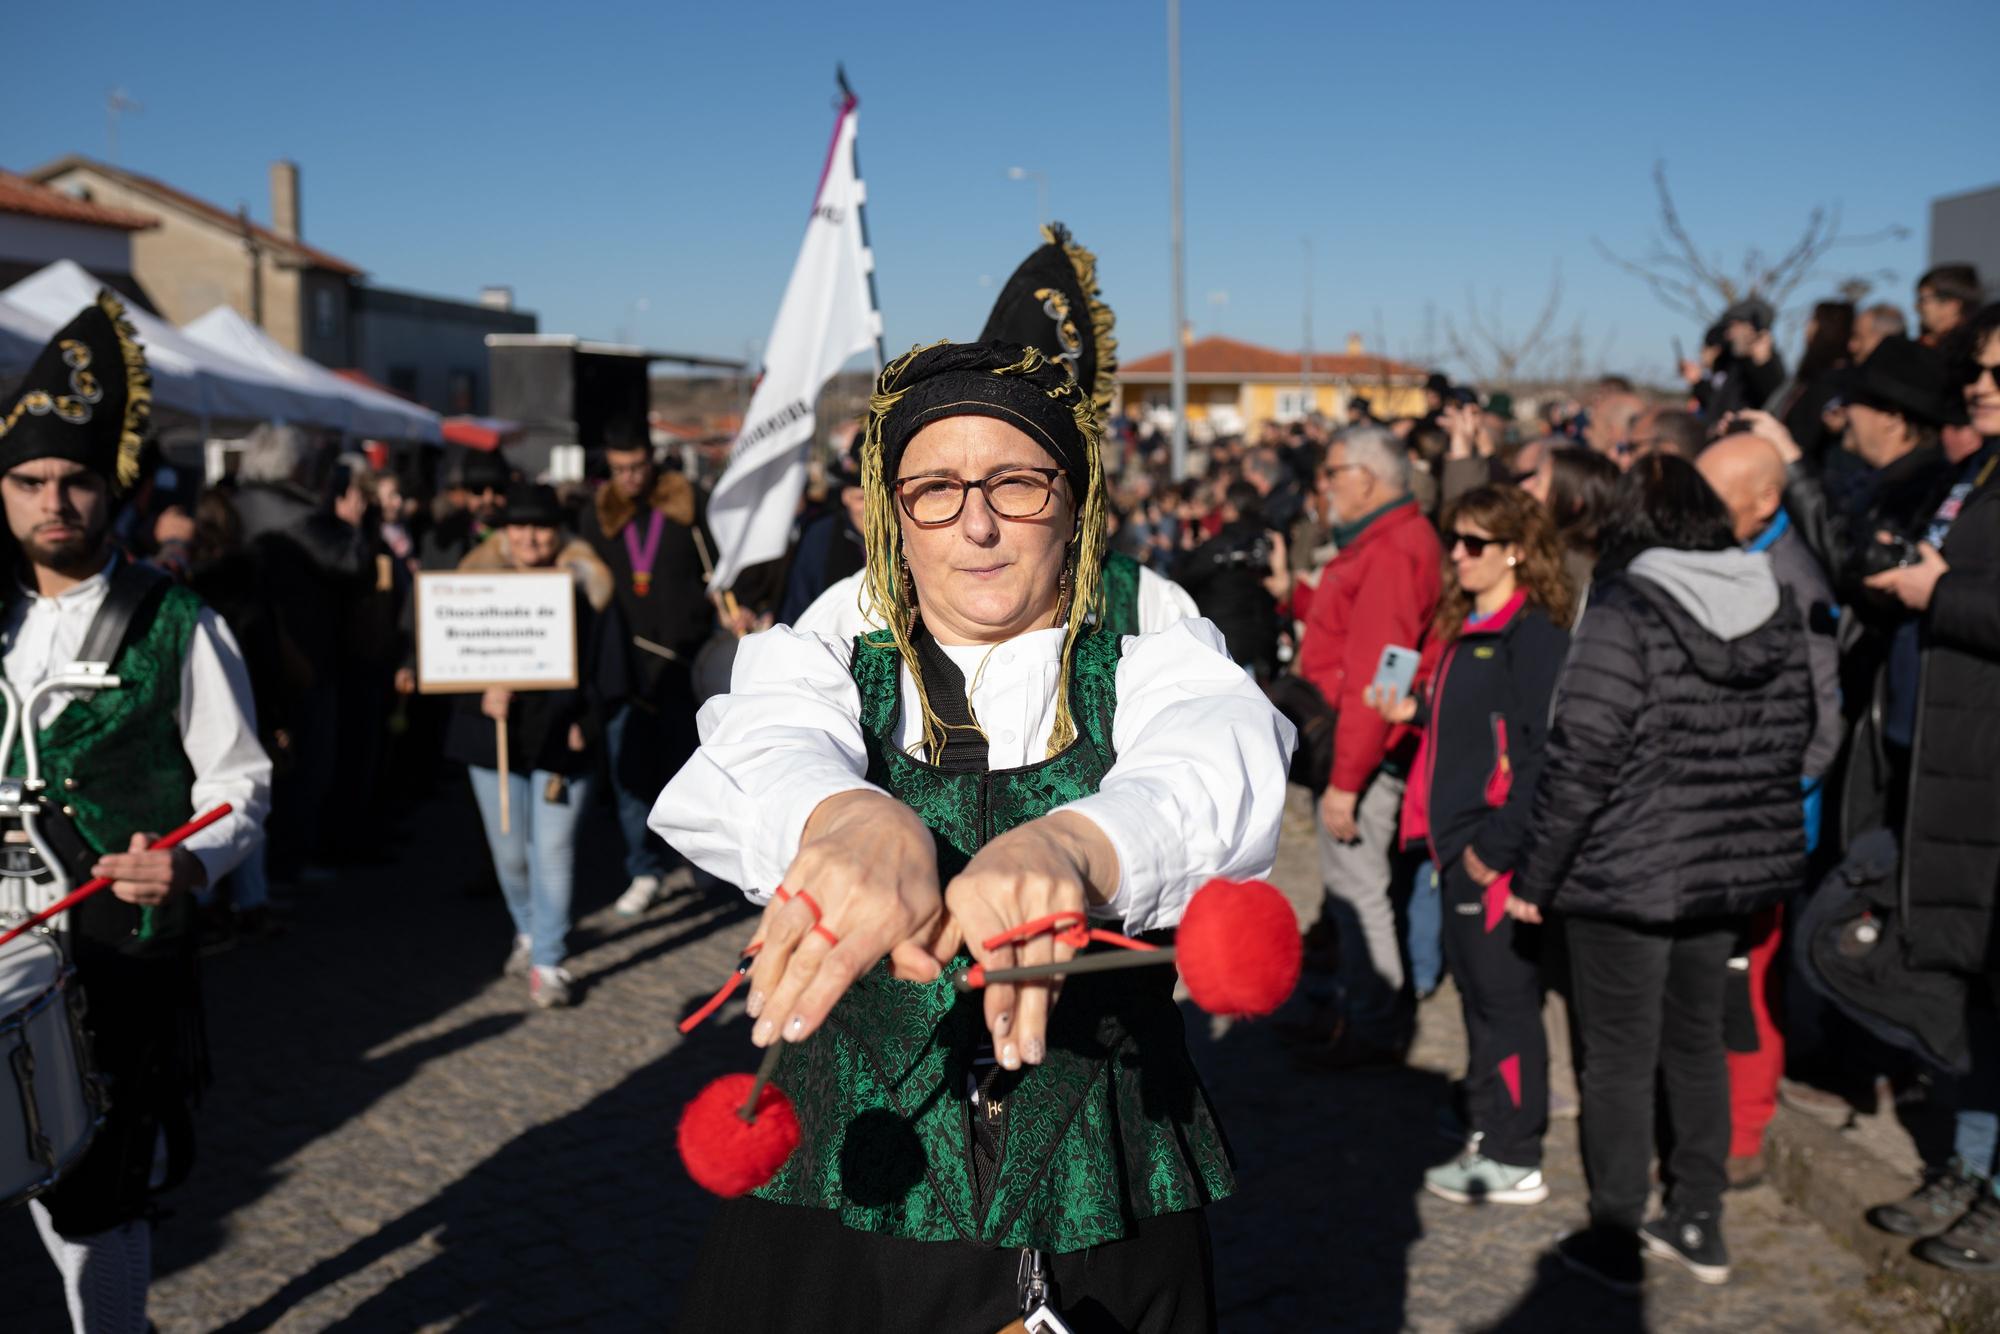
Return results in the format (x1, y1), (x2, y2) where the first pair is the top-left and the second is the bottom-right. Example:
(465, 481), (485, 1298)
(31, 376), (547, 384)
(0, 293), (51, 381)
(2, 260), (351, 430)
(185, 306), (441, 443)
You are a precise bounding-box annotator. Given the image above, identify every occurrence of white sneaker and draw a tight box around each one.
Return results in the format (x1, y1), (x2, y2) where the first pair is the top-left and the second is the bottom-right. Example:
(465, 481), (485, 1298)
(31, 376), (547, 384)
(615, 875), (662, 917)
(529, 964), (575, 1009)
(503, 934), (532, 978)
(1423, 1152), (1550, 1205)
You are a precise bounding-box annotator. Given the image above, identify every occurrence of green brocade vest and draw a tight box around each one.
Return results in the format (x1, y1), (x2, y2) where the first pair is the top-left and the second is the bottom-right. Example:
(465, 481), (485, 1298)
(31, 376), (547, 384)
(7, 583), (203, 957)
(1096, 550), (1143, 641)
(754, 622), (1235, 1251)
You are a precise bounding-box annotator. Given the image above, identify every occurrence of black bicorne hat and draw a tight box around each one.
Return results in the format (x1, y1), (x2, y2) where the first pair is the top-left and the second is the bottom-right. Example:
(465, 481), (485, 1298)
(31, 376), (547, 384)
(0, 290), (151, 492)
(978, 223), (1117, 426)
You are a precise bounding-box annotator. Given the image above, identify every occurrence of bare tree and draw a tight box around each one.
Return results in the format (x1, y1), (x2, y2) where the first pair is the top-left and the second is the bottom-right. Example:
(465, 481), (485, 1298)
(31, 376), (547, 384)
(1595, 161), (1907, 325)
(1443, 265), (1574, 388)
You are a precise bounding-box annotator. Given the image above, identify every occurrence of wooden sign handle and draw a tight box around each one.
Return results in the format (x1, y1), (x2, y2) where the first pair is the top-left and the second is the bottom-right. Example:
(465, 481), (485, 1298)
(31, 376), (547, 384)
(496, 716), (511, 834)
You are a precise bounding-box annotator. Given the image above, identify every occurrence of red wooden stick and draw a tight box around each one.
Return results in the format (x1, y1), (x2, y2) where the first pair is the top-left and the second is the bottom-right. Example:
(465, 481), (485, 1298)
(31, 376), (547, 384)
(0, 804), (235, 950)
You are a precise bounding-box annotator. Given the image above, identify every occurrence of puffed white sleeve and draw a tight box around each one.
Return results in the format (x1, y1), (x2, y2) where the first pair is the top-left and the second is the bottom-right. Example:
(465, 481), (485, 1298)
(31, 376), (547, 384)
(1135, 566), (1200, 633)
(648, 626), (885, 903)
(1054, 618), (1297, 934)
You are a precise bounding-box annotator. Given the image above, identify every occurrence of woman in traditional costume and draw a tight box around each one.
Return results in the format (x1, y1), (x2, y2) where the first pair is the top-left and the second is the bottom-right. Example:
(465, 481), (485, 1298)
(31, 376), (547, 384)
(655, 339), (1294, 1332)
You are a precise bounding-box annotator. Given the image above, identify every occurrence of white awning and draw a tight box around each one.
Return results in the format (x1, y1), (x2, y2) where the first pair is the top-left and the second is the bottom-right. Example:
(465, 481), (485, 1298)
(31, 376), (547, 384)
(184, 305), (441, 443)
(2, 260), (351, 430)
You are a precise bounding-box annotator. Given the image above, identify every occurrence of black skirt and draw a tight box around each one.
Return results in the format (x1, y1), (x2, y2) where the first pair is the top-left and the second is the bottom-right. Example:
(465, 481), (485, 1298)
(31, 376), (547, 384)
(673, 1196), (1215, 1334)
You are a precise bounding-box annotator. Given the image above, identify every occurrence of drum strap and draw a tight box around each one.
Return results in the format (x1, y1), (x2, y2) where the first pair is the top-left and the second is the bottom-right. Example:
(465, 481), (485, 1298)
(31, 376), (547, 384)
(73, 559), (171, 672)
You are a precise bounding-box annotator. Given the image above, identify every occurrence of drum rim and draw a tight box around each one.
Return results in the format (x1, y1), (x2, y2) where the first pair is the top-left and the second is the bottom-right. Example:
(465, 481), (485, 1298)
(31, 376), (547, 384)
(0, 1108), (106, 1210)
(0, 954), (70, 1038)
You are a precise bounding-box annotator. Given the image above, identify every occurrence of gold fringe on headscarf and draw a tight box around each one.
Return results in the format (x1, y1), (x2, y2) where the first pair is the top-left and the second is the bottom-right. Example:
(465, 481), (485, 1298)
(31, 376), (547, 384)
(1043, 224), (1118, 429)
(95, 290), (152, 492)
(859, 342), (1108, 763)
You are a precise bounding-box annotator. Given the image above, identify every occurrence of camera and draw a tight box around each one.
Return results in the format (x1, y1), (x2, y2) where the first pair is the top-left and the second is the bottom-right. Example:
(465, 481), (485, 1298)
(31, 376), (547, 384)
(1859, 534), (1920, 578)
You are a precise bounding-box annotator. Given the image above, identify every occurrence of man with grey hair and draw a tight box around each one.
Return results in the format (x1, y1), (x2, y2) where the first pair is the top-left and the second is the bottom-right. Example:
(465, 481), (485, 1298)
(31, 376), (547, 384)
(1291, 423), (1443, 1066)
(1849, 303), (1908, 366)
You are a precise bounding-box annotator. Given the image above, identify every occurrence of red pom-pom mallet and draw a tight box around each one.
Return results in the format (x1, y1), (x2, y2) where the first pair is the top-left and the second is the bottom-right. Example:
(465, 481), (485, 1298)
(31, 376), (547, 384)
(953, 877), (1302, 1018)
(676, 1042), (801, 1197)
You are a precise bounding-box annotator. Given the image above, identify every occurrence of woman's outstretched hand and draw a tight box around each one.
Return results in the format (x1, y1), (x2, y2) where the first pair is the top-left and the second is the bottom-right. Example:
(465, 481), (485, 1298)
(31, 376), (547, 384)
(744, 790), (946, 1049)
(946, 811), (1119, 1072)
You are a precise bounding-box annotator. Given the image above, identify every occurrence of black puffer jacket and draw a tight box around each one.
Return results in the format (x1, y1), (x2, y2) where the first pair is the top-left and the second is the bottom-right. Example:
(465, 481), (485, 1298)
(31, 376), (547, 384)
(1517, 550), (1813, 923)
(1901, 444), (2000, 974)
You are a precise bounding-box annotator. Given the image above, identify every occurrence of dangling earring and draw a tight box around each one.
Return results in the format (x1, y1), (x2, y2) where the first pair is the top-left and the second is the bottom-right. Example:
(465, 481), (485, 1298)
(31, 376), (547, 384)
(899, 557), (918, 607)
(1054, 566), (1073, 625)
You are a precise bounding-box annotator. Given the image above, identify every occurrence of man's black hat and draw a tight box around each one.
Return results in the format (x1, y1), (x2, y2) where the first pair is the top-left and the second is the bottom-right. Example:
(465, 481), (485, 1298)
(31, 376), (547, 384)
(461, 450), (511, 493)
(0, 290), (151, 492)
(978, 223), (1116, 427)
(1851, 335), (1962, 428)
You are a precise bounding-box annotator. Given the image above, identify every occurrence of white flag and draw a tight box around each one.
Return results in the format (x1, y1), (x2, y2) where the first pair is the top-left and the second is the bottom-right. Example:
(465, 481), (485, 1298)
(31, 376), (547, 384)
(706, 98), (880, 592)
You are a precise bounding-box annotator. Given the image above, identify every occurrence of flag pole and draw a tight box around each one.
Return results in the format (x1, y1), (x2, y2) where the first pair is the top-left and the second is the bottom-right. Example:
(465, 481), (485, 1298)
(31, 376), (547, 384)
(837, 64), (886, 374)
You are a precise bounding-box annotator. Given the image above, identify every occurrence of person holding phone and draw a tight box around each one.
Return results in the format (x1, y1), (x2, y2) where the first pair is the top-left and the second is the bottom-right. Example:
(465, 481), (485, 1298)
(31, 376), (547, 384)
(1367, 485), (1573, 1205)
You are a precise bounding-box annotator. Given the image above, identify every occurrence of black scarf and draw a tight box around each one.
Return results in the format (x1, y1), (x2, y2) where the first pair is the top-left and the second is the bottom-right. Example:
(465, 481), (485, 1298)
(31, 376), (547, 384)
(911, 622), (989, 773)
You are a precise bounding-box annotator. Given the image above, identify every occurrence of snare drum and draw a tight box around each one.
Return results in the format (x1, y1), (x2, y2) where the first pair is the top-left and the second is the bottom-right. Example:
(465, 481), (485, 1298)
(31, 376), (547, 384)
(0, 931), (102, 1207)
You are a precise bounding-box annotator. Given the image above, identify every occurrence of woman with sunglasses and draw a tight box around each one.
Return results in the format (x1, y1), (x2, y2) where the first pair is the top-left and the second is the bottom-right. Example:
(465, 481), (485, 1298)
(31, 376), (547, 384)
(1364, 485), (1573, 1207)
(1857, 303), (2000, 1274)
(655, 340), (1293, 1332)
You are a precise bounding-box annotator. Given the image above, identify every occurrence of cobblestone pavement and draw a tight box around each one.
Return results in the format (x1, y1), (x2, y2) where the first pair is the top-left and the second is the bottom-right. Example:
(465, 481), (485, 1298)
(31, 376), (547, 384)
(0, 786), (1935, 1331)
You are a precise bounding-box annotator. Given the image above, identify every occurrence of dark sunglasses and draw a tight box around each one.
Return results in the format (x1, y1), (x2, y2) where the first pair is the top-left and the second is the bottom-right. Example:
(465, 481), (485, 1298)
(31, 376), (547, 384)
(1960, 361), (2000, 389)
(1450, 531), (1499, 556)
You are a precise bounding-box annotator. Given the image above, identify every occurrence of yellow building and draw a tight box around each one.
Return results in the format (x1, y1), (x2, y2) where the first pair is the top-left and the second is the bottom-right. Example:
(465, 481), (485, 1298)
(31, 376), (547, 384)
(1115, 334), (1428, 433)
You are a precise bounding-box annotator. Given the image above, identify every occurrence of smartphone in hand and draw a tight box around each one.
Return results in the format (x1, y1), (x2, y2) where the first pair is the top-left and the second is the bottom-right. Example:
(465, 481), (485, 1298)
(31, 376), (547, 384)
(1372, 644), (1420, 702)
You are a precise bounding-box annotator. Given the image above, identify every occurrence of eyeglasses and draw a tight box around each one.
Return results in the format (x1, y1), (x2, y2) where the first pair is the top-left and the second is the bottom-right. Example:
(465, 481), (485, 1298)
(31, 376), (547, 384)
(1450, 531), (1499, 556)
(1319, 462), (1365, 479)
(893, 467), (1064, 526)
(1959, 361), (2000, 390)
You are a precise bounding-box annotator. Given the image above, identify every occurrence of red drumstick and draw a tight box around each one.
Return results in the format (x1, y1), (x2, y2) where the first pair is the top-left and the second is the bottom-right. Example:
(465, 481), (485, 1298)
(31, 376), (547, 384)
(0, 804), (235, 949)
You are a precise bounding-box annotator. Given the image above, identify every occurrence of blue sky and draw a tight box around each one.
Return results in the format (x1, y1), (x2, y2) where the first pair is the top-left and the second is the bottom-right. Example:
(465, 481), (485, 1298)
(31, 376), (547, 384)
(4, 0), (1994, 385)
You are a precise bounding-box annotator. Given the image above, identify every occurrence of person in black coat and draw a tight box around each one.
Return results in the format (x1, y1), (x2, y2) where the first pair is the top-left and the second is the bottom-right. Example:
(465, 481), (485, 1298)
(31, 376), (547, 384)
(579, 440), (715, 916)
(1368, 485), (1572, 1206)
(445, 485), (626, 1009)
(1859, 304), (2000, 1272)
(1514, 455), (1813, 1293)
(1173, 481), (1285, 678)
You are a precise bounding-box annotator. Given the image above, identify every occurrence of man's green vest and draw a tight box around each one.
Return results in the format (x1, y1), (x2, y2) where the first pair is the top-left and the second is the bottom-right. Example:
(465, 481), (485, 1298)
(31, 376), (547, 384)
(753, 622), (1233, 1251)
(8, 583), (204, 956)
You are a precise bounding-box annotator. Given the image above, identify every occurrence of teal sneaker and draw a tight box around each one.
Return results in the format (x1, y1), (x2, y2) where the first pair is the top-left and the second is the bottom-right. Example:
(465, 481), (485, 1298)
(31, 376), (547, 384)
(1424, 1152), (1549, 1205)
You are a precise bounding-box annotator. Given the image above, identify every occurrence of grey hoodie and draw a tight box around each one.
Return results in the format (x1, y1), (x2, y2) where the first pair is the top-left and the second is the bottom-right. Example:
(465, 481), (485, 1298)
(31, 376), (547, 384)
(1627, 547), (1780, 641)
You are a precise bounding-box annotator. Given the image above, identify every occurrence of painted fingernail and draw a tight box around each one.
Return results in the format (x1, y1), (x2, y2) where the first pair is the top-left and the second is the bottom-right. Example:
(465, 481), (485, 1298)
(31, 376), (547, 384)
(745, 989), (765, 1019)
(1001, 1042), (1019, 1070)
(785, 1015), (806, 1041)
(1024, 1038), (1045, 1065)
(752, 1018), (774, 1047)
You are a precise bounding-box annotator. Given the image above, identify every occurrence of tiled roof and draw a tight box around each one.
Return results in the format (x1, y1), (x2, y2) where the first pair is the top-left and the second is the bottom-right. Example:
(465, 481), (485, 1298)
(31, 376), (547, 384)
(0, 170), (157, 230)
(27, 155), (363, 277)
(1121, 334), (1426, 379)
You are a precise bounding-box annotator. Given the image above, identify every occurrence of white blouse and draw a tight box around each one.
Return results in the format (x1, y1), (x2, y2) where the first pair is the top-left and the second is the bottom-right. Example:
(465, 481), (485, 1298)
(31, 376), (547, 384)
(792, 565), (1201, 641)
(649, 617), (1295, 935)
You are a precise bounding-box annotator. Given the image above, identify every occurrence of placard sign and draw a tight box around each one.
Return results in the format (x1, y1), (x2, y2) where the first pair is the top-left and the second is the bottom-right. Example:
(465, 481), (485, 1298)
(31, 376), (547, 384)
(416, 570), (578, 693)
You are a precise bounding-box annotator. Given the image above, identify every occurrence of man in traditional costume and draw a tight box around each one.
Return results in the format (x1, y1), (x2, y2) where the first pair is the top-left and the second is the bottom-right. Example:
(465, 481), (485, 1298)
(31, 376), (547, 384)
(654, 338), (1294, 1331)
(578, 437), (712, 916)
(0, 292), (270, 1332)
(796, 225), (1196, 642)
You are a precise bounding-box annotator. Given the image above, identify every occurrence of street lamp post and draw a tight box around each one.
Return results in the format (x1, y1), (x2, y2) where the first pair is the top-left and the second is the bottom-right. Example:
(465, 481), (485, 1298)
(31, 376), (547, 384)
(1167, 0), (1188, 481)
(1006, 166), (1049, 228)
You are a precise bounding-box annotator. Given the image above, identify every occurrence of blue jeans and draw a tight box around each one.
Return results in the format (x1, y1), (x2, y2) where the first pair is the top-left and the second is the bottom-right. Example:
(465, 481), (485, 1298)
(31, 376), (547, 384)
(1950, 993), (2000, 1193)
(605, 703), (669, 881)
(468, 766), (587, 969)
(1407, 860), (1443, 998)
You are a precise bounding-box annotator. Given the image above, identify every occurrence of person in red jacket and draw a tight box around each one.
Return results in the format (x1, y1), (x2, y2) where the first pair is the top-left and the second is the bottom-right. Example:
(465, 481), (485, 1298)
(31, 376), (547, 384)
(1293, 424), (1443, 1064)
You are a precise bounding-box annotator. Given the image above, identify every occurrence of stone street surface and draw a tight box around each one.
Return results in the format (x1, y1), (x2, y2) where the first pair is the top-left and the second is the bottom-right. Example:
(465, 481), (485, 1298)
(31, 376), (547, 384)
(0, 786), (1935, 1331)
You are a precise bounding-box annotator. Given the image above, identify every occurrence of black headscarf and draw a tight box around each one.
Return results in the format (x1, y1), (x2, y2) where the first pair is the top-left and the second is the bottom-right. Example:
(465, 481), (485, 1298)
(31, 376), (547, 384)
(873, 340), (1093, 494)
